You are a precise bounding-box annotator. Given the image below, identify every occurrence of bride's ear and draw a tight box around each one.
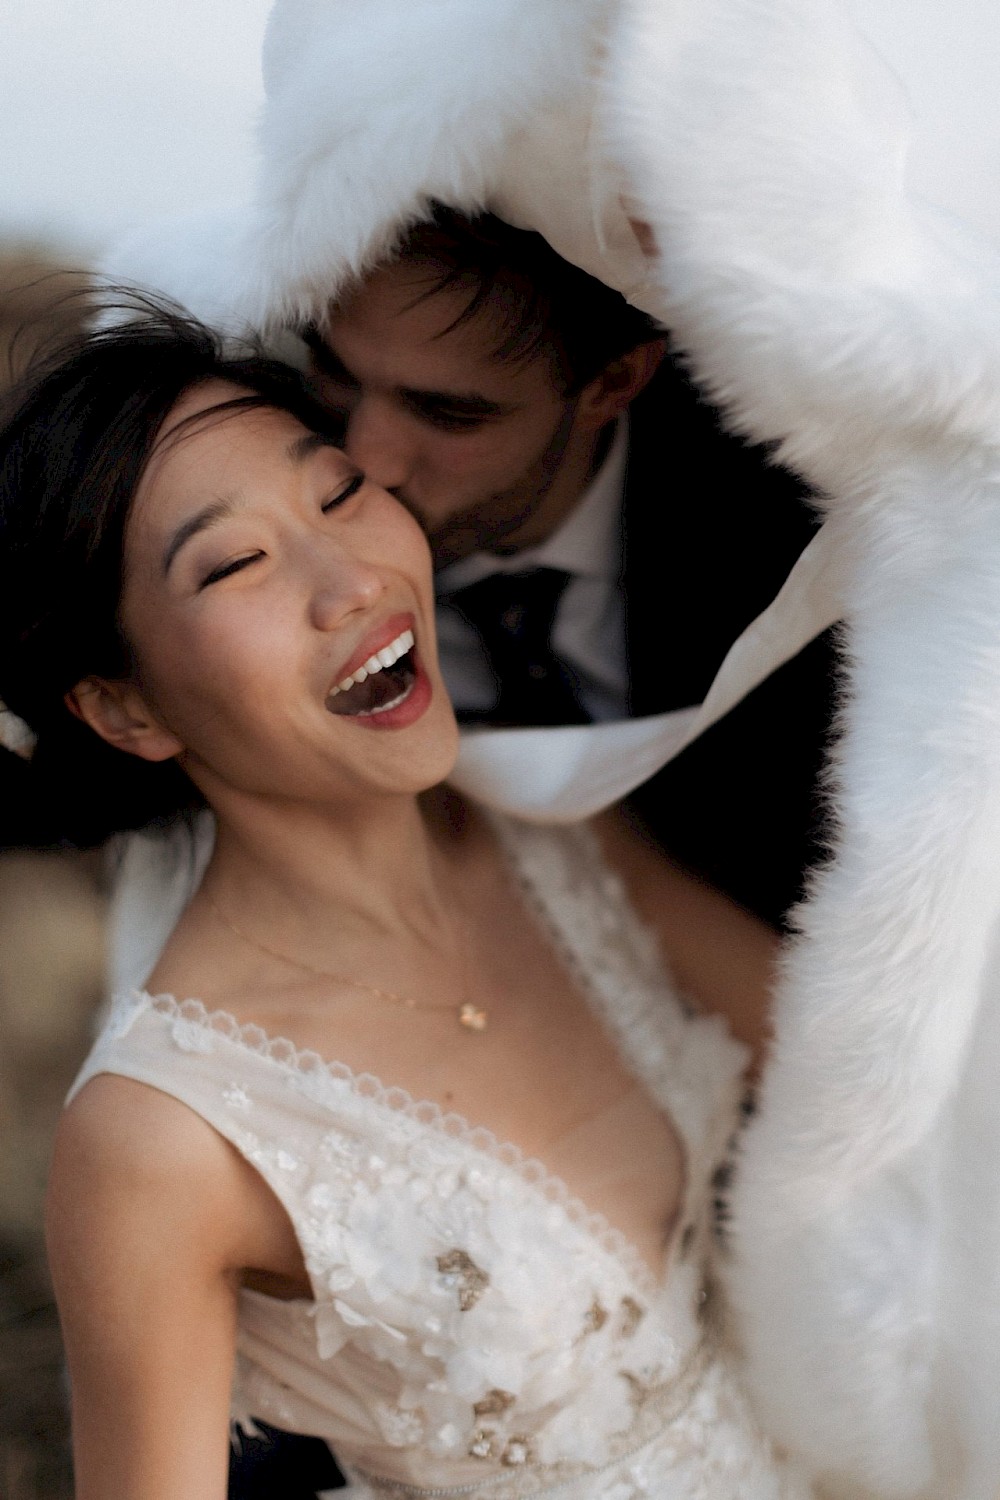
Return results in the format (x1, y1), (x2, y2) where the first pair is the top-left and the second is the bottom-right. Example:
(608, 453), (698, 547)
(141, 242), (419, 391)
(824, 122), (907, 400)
(65, 677), (183, 763)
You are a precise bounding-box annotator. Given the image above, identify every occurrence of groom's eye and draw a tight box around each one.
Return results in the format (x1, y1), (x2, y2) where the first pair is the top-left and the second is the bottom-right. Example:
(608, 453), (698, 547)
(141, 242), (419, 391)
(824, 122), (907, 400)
(402, 390), (507, 432)
(420, 409), (489, 432)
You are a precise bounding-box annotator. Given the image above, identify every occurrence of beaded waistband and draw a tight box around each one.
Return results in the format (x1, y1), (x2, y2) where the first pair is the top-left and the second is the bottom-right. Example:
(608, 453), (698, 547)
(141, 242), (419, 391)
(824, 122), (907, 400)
(350, 1331), (713, 1500)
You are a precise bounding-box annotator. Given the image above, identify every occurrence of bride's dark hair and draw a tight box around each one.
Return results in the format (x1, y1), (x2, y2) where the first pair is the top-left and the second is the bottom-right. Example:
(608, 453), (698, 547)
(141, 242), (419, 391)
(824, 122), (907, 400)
(0, 299), (345, 848)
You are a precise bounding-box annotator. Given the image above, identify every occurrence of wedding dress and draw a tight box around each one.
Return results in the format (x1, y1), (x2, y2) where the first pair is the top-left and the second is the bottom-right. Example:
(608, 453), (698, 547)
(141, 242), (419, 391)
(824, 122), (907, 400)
(69, 817), (812, 1498)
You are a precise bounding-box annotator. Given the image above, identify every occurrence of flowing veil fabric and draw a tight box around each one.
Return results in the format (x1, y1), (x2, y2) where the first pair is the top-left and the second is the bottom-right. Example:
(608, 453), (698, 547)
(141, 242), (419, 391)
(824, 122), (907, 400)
(450, 527), (844, 821)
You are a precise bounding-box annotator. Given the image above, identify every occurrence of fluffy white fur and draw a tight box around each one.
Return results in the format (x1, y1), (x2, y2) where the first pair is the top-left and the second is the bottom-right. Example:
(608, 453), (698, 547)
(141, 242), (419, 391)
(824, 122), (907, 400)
(101, 0), (1000, 1492)
(605, 2), (1000, 1493)
(250, 0), (612, 328)
(103, 0), (606, 331)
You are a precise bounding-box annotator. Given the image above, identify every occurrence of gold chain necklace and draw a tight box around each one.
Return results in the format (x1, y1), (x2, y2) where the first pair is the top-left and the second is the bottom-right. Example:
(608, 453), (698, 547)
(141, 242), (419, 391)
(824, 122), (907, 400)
(205, 894), (489, 1033)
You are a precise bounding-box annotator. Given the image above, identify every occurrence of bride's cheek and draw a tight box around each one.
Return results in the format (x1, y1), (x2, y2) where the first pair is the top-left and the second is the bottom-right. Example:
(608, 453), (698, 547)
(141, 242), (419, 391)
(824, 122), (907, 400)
(217, 613), (295, 699)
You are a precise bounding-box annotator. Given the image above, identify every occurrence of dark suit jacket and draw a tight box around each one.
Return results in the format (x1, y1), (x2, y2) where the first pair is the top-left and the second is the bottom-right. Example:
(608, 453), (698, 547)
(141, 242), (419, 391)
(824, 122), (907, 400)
(620, 357), (838, 927)
(0, 751), (40, 850)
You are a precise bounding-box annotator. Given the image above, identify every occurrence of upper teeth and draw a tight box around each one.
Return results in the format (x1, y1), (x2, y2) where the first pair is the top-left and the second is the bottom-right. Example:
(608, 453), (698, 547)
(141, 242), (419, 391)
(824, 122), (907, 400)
(330, 628), (414, 696)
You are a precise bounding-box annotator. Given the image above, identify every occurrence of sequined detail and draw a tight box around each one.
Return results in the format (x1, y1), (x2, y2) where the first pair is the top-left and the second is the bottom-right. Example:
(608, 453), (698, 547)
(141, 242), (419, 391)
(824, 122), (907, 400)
(375, 1404), (425, 1447)
(473, 1390), (516, 1419)
(353, 1335), (732, 1498)
(583, 1299), (609, 1334)
(468, 1428), (501, 1460)
(621, 1370), (651, 1405)
(501, 1436), (532, 1467)
(619, 1296), (644, 1339)
(436, 1249), (490, 1311)
(222, 1081), (252, 1112)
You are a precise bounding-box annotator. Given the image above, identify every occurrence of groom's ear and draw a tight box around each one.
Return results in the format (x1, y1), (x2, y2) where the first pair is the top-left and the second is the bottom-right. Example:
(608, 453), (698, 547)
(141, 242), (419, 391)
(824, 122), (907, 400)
(575, 337), (668, 431)
(65, 677), (183, 763)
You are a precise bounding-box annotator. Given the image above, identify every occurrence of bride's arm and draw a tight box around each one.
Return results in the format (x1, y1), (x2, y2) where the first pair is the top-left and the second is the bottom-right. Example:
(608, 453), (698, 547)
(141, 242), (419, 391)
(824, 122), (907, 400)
(593, 805), (779, 1069)
(45, 1077), (258, 1500)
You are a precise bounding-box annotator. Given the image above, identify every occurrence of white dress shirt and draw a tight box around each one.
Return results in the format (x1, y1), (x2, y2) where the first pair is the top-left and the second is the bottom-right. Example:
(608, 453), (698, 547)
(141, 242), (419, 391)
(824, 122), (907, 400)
(434, 420), (630, 722)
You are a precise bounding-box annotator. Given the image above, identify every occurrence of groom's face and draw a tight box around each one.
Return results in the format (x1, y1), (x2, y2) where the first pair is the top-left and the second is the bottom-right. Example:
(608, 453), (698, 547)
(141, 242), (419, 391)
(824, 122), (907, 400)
(306, 262), (597, 569)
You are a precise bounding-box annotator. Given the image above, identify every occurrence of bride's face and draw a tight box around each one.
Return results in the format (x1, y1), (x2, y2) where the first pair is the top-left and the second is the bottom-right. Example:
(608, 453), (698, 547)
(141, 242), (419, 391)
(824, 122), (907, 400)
(116, 379), (459, 808)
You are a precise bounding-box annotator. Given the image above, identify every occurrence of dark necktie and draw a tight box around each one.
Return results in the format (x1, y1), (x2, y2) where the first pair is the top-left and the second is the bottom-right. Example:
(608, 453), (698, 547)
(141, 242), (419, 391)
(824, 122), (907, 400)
(447, 567), (590, 727)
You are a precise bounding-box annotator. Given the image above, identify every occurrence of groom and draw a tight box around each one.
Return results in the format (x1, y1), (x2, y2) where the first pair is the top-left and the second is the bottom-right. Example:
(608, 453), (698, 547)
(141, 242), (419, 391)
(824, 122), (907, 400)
(304, 207), (837, 929)
(227, 208), (839, 1499)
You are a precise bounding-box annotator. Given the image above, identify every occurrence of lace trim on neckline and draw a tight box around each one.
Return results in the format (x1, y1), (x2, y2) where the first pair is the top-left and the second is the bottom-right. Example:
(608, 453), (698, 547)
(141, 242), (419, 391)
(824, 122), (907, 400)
(128, 989), (659, 1296)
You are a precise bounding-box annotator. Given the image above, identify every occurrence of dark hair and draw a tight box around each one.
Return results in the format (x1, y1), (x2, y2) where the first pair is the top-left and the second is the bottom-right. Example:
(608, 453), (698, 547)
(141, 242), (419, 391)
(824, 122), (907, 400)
(0, 302), (345, 849)
(324, 205), (663, 395)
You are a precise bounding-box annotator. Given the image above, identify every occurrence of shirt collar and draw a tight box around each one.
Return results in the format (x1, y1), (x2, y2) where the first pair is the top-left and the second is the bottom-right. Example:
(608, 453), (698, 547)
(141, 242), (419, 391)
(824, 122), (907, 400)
(437, 417), (628, 594)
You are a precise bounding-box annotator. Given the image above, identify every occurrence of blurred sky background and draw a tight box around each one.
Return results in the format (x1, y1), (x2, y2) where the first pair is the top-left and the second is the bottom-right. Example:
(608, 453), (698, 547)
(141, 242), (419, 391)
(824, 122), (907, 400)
(0, 16), (272, 1493)
(1, 0), (272, 258)
(4, 0), (1000, 261)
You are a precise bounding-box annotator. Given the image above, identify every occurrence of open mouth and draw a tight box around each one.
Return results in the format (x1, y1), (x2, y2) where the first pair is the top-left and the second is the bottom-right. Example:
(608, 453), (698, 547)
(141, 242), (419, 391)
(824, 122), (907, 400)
(325, 627), (417, 718)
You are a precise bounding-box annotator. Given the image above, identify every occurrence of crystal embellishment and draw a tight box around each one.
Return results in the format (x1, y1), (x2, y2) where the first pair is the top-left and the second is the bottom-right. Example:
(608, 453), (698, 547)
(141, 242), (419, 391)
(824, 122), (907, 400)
(501, 1436), (532, 1467)
(473, 1388), (516, 1419)
(620, 1296), (645, 1338)
(222, 1082), (252, 1112)
(468, 1428), (500, 1460)
(584, 1298), (609, 1333)
(436, 1249), (490, 1311)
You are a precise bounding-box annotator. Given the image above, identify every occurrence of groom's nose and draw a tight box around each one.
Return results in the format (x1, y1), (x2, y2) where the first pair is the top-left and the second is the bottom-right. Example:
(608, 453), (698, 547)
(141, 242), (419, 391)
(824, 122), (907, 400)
(342, 397), (415, 502)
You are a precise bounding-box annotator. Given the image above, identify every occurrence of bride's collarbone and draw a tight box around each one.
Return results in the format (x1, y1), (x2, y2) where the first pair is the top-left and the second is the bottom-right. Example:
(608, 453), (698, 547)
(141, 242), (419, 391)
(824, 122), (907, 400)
(151, 839), (656, 1160)
(196, 966), (655, 1173)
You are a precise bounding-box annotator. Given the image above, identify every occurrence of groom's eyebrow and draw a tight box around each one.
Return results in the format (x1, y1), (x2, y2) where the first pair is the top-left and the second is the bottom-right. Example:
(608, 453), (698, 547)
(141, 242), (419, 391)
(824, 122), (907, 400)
(162, 499), (234, 576)
(303, 326), (511, 419)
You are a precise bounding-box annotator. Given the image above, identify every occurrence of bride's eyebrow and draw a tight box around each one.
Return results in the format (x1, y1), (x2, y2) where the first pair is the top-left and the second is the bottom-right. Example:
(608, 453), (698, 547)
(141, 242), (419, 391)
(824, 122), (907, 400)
(161, 429), (343, 576)
(162, 498), (235, 577)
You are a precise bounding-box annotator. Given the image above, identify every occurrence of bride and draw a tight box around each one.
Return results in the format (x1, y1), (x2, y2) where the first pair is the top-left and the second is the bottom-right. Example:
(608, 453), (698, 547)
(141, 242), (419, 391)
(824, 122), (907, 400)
(1, 311), (810, 1497)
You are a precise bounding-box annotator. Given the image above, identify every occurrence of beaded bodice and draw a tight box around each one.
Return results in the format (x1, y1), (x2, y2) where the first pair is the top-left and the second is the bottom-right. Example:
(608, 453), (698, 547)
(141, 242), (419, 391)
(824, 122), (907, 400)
(70, 817), (811, 1498)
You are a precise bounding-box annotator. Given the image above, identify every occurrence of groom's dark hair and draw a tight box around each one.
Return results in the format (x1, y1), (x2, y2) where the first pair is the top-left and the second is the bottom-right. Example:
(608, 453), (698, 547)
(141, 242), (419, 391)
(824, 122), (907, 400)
(0, 297), (344, 848)
(307, 204), (663, 396)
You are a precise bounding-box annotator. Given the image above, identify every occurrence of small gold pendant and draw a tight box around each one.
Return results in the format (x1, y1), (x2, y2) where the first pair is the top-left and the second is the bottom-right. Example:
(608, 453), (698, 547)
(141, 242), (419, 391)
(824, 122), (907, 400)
(459, 1002), (488, 1032)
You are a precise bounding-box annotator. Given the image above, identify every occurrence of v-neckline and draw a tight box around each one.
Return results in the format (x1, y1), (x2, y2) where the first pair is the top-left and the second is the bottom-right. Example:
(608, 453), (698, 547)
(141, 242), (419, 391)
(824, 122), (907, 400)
(133, 987), (671, 1297)
(120, 815), (697, 1295)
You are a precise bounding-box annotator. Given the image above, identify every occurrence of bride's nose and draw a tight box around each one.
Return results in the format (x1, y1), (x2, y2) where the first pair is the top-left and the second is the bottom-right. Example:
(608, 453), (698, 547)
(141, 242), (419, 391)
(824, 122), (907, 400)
(307, 552), (386, 632)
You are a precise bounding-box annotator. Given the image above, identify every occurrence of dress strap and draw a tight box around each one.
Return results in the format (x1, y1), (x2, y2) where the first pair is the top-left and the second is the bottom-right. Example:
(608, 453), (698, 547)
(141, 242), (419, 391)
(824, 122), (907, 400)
(489, 816), (747, 1180)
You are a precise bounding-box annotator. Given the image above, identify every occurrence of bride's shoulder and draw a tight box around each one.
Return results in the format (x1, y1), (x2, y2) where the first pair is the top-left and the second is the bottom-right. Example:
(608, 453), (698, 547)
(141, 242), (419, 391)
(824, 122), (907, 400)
(54, 1070), (246, 1222)
(45, 1070), (288, 1445)
(143, 886), (257, 1008)
(47, 1071), (261, 1317)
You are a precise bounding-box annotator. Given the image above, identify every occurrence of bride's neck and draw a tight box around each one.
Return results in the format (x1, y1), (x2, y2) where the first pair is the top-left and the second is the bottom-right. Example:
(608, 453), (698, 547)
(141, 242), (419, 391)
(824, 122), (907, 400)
(201, 782), (466, 945)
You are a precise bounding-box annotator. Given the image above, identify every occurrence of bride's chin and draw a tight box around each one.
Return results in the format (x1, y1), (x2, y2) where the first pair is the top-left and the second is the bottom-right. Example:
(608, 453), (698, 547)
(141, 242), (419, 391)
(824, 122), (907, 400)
(415, 722), (463, 795)
(402, 720), (462, 791)
(345, 710), (461, 795)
